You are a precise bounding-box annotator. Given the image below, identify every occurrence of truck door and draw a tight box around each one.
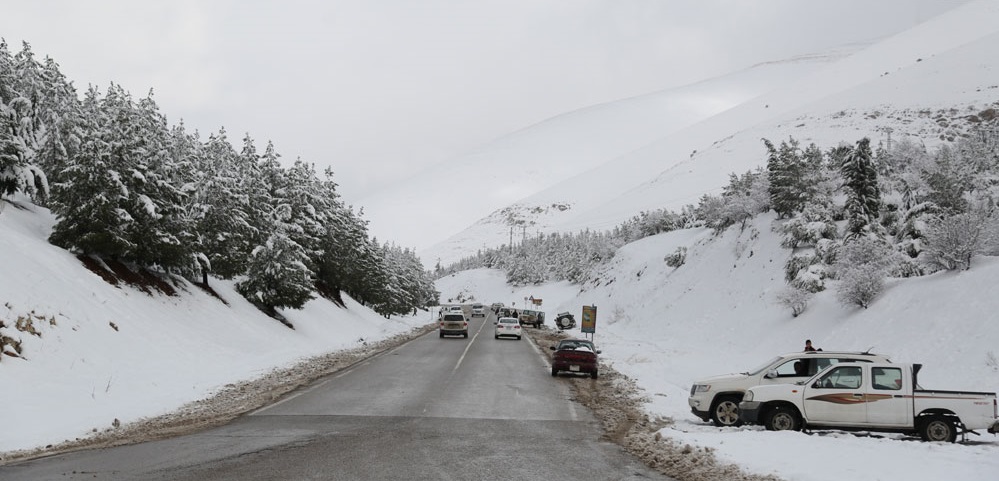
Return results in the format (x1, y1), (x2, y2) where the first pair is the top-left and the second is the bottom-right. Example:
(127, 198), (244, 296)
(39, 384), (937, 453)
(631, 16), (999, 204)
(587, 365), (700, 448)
(803, 365), (867, 425)
(865, 365), (912, 427)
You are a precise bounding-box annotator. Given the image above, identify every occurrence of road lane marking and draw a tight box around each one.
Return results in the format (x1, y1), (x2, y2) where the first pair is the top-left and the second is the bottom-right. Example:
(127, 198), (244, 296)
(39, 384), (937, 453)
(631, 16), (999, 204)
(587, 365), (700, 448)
(452, 316), (488, 374)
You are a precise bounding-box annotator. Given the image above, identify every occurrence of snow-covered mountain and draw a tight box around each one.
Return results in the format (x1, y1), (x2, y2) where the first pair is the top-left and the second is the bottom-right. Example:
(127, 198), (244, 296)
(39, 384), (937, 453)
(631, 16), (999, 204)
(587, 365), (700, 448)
(421, 0), (999, 266)
(3, 2), (999, 480)
(358, 43), (865, 253)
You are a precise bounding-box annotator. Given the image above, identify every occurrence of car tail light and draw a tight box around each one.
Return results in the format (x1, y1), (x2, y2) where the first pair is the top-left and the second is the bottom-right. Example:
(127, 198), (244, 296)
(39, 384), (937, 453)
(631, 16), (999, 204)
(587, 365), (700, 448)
(514, 325), (520, 329)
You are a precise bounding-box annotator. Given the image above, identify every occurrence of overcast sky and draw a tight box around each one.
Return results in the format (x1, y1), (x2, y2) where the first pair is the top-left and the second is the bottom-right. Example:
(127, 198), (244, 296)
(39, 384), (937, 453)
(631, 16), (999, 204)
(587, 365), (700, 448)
(1, 0), (969, 226)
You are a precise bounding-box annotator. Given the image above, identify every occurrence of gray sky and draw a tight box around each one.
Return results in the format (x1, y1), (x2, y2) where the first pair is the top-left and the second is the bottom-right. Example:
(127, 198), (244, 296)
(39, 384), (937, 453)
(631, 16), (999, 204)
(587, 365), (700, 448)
(2, 0), (969, 213)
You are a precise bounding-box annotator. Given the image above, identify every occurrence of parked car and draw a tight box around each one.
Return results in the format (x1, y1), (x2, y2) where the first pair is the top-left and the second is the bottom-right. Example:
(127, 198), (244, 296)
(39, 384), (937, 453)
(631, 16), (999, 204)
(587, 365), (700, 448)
(550, 339), (600, 378)
(554, 312), (576, 330)
(518, 309), (545, 328)
(740, 362), (999, 442)
(494, 317), (522, 340)
(439, 313), (468, 338)
(688, 350), (891, 427)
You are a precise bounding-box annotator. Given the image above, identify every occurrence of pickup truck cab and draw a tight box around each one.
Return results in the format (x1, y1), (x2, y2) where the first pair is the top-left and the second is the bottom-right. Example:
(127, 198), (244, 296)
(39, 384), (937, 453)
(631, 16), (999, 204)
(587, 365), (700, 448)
(689, 351), (891, 427)
(739, 362), (999, 442)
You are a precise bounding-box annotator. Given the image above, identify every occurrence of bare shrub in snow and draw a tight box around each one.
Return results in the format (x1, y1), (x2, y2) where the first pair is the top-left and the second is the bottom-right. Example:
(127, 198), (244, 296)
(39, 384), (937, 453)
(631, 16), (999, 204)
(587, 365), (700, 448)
(777, 286), (813, 317)
(835, 263), (885, 309)
(833, 238), (895, 309)
(664, 247), (687, 268)
(921, 207), (997, 271)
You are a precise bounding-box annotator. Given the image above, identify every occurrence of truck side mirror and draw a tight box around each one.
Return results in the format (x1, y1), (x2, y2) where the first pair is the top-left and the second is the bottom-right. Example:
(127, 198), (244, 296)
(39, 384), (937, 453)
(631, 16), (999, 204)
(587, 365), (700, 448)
(764, 369), (778, 379)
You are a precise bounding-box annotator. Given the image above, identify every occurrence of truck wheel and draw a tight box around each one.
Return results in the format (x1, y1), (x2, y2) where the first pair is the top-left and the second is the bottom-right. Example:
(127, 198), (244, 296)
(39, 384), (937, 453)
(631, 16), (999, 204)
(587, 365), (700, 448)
(920, 416), (957, 442)
(764, 405), (801, 431)
(710, 396), (743, 427)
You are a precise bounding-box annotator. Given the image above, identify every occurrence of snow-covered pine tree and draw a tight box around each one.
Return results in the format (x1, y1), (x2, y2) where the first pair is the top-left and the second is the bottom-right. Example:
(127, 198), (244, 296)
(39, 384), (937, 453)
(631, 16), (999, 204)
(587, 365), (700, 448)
(49, 86), (133, 258)
(841, 138), (882, 240)
(0, 41), (49, 199)
(237, 227), (315, 313)
(765, 137), (807, 218)
(120, 91), (194, 271)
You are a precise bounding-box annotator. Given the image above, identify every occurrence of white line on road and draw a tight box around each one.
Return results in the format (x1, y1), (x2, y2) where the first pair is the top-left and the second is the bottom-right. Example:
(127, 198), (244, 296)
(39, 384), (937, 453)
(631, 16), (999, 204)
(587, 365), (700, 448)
(452, 316), (488, 374)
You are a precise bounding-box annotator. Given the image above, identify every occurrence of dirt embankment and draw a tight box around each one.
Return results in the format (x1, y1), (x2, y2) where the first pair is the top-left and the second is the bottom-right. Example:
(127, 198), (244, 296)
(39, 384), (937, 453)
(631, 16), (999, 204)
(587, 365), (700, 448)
(527, 328), (781, 481)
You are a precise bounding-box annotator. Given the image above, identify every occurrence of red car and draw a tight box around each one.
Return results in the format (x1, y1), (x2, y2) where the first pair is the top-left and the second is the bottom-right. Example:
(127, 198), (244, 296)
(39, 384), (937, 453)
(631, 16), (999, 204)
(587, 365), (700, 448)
(550, 339), (600, 378)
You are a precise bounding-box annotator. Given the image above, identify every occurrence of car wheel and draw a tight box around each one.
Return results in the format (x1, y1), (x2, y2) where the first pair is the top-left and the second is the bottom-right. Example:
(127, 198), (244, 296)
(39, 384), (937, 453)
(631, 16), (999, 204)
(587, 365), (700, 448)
(551, 367), (558, 377)
(763, 405), (801, 432)
(439, 331), (444, 338)
(590, 370), (598, 379)
(710, 395), (743, 427)
(495, 334), (499, 339)
(463, 332), (468, 338)
(920, 416), (957, 442)
(517, 336), (521, 340)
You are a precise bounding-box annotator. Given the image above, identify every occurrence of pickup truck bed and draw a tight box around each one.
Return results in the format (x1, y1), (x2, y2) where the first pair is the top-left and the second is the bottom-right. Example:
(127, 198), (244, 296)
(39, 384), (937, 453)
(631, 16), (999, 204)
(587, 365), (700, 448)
(740, 362), (999, 442)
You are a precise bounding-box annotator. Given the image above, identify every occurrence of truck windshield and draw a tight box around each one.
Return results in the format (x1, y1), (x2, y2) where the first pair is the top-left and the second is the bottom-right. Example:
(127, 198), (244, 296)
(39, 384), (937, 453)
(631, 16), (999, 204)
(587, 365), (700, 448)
(745, 357), (782, 376)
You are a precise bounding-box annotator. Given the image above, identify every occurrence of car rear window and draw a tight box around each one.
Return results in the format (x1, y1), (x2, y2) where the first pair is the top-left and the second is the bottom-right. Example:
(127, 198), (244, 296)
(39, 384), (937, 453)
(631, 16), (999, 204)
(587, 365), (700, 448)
(443, 314), (464, 321)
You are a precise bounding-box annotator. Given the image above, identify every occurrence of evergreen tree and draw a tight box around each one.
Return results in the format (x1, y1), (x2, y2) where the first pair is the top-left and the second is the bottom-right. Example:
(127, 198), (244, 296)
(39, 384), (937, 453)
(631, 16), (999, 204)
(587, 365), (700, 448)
(0, 41), (49, 199)
(237, 228), (315, 312)
(765, 137), (807, 218)
(49, 86), (133, 257)
(841, 138), (882, 240)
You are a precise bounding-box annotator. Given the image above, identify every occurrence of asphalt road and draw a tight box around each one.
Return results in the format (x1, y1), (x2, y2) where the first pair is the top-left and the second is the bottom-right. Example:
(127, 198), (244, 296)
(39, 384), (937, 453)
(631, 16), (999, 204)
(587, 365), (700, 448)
(1, 311), (670, 480)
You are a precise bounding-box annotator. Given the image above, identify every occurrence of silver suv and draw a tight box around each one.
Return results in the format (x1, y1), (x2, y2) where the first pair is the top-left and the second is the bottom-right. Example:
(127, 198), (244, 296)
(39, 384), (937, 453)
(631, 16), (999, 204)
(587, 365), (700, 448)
(439, 313), (468, 338)
(688, 350), (891, 427)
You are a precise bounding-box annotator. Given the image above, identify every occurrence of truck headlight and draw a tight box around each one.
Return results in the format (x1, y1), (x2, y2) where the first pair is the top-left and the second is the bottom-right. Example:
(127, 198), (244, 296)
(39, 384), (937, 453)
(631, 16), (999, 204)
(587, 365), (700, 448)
(742, 391), (754, 402)
(692, 384), (711, 393)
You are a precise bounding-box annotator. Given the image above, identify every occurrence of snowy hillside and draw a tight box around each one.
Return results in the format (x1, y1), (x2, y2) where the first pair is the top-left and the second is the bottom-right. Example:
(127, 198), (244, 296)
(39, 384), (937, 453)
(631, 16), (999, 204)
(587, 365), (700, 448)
(359, 44), (862, 254)
(435, 213), (999, 481)
(424, 0), (999, 266)
(0, 197), (430, 454)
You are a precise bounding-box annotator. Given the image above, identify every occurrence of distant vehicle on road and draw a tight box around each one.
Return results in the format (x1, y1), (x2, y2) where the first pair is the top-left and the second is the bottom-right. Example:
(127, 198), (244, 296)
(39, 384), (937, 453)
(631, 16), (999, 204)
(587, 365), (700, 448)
(494, 317), (522, 340)
(491, 302), (504, 314)
(550, 339), (600, 379)
(471, 304), (486, 317)
(439, 313), (468, 338)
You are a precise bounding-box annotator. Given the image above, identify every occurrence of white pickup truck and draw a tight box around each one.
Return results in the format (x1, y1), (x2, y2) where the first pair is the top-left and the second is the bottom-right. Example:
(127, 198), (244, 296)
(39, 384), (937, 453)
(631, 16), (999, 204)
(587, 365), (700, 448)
(739, 362), (999, 442)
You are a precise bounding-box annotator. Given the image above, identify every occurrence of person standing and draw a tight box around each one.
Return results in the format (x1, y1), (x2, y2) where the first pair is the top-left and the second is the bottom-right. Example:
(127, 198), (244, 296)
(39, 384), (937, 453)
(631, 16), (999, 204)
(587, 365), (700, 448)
(804, 339), (817, 351)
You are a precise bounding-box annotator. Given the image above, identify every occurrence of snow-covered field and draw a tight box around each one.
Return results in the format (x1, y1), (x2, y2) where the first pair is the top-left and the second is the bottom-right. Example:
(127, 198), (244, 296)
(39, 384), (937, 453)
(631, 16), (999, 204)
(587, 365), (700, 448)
(435, 213), (999, 481)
